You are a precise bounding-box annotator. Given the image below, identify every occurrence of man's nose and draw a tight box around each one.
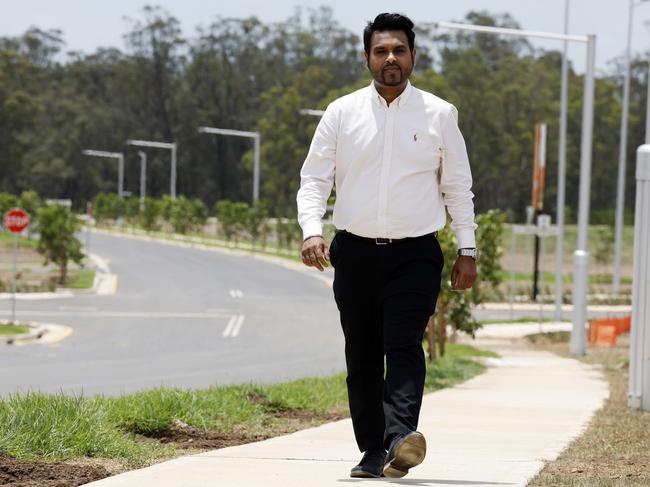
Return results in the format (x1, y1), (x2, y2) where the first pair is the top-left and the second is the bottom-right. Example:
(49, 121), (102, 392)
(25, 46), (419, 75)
(386, 51), (396, 63)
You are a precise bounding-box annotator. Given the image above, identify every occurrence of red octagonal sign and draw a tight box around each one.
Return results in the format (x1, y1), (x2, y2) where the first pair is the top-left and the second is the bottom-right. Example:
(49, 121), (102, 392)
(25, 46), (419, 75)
(3, 207), (30, 234)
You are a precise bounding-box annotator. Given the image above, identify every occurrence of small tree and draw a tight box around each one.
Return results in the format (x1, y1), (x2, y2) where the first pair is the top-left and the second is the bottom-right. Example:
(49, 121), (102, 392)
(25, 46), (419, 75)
(0, 192), (18, 217)
(244, 202), (268, 246)
(214, 200), (249, 243)
(189, 198), (209, 232)
(169, 196), (193, 234)
(18, 190), (42, 222)
(427, 210), (505, 360)
(93, 193), (124, 222)
(140, 197), (161, 231)
(36, 204), (84, 284)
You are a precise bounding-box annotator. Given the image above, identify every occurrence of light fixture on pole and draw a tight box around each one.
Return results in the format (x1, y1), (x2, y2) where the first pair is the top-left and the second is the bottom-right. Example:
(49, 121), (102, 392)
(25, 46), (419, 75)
(554, 0), (571, 320)
(197, 126), (261, 202)
(299, 108), (325, 117)
(126, 139), (177, 198)
(614, 0), (650, 296)
(81, 150), (125, 198)
(429, 20), (596, 357)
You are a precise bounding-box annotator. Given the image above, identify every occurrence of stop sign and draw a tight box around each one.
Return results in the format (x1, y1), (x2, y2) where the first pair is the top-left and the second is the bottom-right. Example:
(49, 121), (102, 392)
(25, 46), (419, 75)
(3, 207), (30, 234)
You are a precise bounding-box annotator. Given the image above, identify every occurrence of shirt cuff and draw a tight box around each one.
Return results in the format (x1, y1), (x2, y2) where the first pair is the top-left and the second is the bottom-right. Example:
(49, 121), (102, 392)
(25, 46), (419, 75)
(302, 220), (323, 241)
(455, 228), (476, 249)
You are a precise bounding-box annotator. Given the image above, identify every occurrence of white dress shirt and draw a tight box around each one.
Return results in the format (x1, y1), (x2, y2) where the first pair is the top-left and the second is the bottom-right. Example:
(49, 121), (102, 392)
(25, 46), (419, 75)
(297, 81), (477, 249)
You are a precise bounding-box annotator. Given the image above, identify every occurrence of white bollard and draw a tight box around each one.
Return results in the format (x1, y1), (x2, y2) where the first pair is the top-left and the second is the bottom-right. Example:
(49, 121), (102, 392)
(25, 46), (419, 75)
(628, 144), (650, 411)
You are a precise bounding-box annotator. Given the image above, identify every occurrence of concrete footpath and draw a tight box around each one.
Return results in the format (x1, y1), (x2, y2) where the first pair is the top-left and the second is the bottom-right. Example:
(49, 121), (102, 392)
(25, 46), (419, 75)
(84, 337), (608, 487)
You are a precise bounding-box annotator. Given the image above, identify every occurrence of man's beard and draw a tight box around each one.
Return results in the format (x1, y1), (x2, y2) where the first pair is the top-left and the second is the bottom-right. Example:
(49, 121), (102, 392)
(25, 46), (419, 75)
(380, 66), (403, 86)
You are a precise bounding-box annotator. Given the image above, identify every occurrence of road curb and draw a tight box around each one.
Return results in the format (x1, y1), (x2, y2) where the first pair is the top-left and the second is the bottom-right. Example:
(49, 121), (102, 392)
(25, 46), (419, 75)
(1, 320), (72, 346)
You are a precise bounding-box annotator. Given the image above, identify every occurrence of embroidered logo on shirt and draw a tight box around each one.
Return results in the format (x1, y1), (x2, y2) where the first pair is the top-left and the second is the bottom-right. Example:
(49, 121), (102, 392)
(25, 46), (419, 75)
(413, 134), (418, 141)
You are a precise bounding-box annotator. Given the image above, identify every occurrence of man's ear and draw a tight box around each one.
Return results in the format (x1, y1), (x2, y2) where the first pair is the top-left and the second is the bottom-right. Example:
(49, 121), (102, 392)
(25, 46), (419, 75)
(412, 48), (417, 67)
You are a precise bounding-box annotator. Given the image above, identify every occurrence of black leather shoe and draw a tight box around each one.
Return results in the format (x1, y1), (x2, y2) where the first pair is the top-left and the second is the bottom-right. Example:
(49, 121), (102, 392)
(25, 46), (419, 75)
(383, 431), (427, 478)
(350, 448), (386, 478)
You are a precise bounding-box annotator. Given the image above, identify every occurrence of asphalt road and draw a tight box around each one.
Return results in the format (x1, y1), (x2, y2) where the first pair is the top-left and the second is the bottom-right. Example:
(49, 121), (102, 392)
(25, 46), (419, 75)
(0, 232), (344, 396)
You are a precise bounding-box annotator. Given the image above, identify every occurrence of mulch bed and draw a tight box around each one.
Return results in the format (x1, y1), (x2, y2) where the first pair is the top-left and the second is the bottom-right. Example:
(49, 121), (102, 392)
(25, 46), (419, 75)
(0, 453), (112, 487)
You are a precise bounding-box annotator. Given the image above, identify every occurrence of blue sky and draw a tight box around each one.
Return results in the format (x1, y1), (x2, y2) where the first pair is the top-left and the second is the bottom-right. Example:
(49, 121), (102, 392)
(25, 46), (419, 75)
(1, 0), (648, 73)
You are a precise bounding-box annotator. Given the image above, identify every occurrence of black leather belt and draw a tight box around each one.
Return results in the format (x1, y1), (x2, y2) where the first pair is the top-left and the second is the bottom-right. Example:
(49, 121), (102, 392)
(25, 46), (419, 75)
(338, 230), (437, 245)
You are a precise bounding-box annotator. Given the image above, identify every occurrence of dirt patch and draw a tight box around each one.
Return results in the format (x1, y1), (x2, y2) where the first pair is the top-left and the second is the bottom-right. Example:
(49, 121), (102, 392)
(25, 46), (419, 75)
(145, 409), (347, 450)
(0, 453), (118, 487)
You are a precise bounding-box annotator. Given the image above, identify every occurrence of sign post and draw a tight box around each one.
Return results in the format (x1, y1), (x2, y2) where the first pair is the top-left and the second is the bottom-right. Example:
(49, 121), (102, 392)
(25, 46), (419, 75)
(3, 208), (30, 324)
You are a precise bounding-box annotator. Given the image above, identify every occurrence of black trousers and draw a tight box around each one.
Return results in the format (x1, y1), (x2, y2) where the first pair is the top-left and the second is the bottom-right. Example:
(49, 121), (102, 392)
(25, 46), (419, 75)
(329, 231), (443, 452)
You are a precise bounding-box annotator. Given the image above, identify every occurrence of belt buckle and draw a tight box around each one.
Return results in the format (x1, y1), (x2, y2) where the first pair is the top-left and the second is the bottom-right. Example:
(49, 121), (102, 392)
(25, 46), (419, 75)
(375, 237), (391, 245)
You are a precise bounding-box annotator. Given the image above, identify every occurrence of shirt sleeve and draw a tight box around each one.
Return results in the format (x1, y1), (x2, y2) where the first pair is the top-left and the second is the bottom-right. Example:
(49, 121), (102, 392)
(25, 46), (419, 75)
(439, 104), (477, 249)
(296, 103), (337, 240)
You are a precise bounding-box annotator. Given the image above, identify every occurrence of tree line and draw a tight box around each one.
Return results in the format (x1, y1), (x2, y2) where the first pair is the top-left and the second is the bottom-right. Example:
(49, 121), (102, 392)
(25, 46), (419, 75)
(0, 6), (647, 224)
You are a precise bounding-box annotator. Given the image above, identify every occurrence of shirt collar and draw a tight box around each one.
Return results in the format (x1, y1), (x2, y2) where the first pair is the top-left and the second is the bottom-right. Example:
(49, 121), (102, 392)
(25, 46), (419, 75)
(370, 80), (413, 108)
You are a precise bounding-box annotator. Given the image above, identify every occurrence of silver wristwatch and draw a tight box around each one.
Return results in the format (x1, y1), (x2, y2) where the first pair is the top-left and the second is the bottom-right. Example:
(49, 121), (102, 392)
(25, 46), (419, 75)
(457, 248), (478, 260)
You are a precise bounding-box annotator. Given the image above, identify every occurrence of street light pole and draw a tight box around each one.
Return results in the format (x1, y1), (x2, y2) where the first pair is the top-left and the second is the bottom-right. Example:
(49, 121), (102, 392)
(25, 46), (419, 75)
(614, 0), (650, 295)
(555, 0), (571, 320)
(126, 140), (177, 198)
(197, 126), (261, 202)
(646, 60), (650, 144)
(571, 34), (597, 357)
(81, 150), (125, 198)
(138, 151), (147, 209)
(430, 20), (595, 356)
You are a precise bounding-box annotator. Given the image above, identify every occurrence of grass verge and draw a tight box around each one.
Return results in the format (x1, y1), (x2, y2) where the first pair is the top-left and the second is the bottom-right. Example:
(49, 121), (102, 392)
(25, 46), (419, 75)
(526, 332), (650, 486)
(0, 343), (495, 472)
(0, 232), (37, 249)
(65, 269), (96, 289)
(0, 324), (30, 336)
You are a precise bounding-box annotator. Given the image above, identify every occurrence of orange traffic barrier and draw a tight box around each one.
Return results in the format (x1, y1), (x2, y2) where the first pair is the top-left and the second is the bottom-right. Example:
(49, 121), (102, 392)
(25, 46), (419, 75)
(593, 324), (618, 347)
(587, 315), (631, 347)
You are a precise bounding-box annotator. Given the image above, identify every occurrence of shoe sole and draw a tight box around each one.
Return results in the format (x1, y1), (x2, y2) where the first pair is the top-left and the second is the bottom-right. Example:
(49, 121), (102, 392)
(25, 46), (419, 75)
(383, 432), (426, 478)
(350, 469), (381, 478)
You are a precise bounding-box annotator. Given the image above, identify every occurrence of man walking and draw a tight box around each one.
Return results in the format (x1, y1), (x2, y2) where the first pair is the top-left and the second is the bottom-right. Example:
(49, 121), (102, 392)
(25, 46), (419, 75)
(297, 13), (478, 479)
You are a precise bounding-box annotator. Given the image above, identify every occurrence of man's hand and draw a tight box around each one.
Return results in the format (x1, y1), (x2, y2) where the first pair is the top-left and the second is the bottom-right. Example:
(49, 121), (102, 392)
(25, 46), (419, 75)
(301, 236), (330, 272)
(451, 256), (477, 290)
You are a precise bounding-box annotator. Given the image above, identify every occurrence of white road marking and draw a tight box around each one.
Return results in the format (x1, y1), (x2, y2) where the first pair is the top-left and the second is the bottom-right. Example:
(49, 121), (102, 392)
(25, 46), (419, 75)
(231, 315), (245, 337)
(223, 315), (237, 337)
(229, 289), (244, 298)
(223, 314), (245, 337)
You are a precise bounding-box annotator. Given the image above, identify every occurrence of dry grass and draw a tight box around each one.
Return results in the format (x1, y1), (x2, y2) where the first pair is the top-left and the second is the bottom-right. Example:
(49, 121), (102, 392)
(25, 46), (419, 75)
(527, 333), (650, 486)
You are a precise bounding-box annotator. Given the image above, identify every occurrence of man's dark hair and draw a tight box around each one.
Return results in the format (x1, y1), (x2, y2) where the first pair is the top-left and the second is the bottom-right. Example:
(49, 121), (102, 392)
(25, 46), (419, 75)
(363, 13), (415, 55)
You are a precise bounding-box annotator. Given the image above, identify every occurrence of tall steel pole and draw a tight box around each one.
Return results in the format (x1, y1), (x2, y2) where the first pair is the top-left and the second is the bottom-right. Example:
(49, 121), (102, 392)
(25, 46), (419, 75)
(197, 126), (261, 203)
(646, 60), (650, 144)
(126, 140), (177, 198)
(613, 0), (636, 296)
(253, 134), (261, 202)
(555, 0), (570, 320)
(171, 144), (177, 199)
(628, 144), (650, 411)
(11, 234), (17, 324)
(81, 150), (125, 198)
(138, 151), (147, 208)
(570, 34), (597, 357)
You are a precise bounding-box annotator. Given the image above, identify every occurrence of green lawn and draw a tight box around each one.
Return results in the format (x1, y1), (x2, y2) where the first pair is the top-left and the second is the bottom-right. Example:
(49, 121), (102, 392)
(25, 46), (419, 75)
(0, 343), (495, 467)
(66, 269), (96, 289)
(0, 232), (38, 249)
(0, 324), (30, 336)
